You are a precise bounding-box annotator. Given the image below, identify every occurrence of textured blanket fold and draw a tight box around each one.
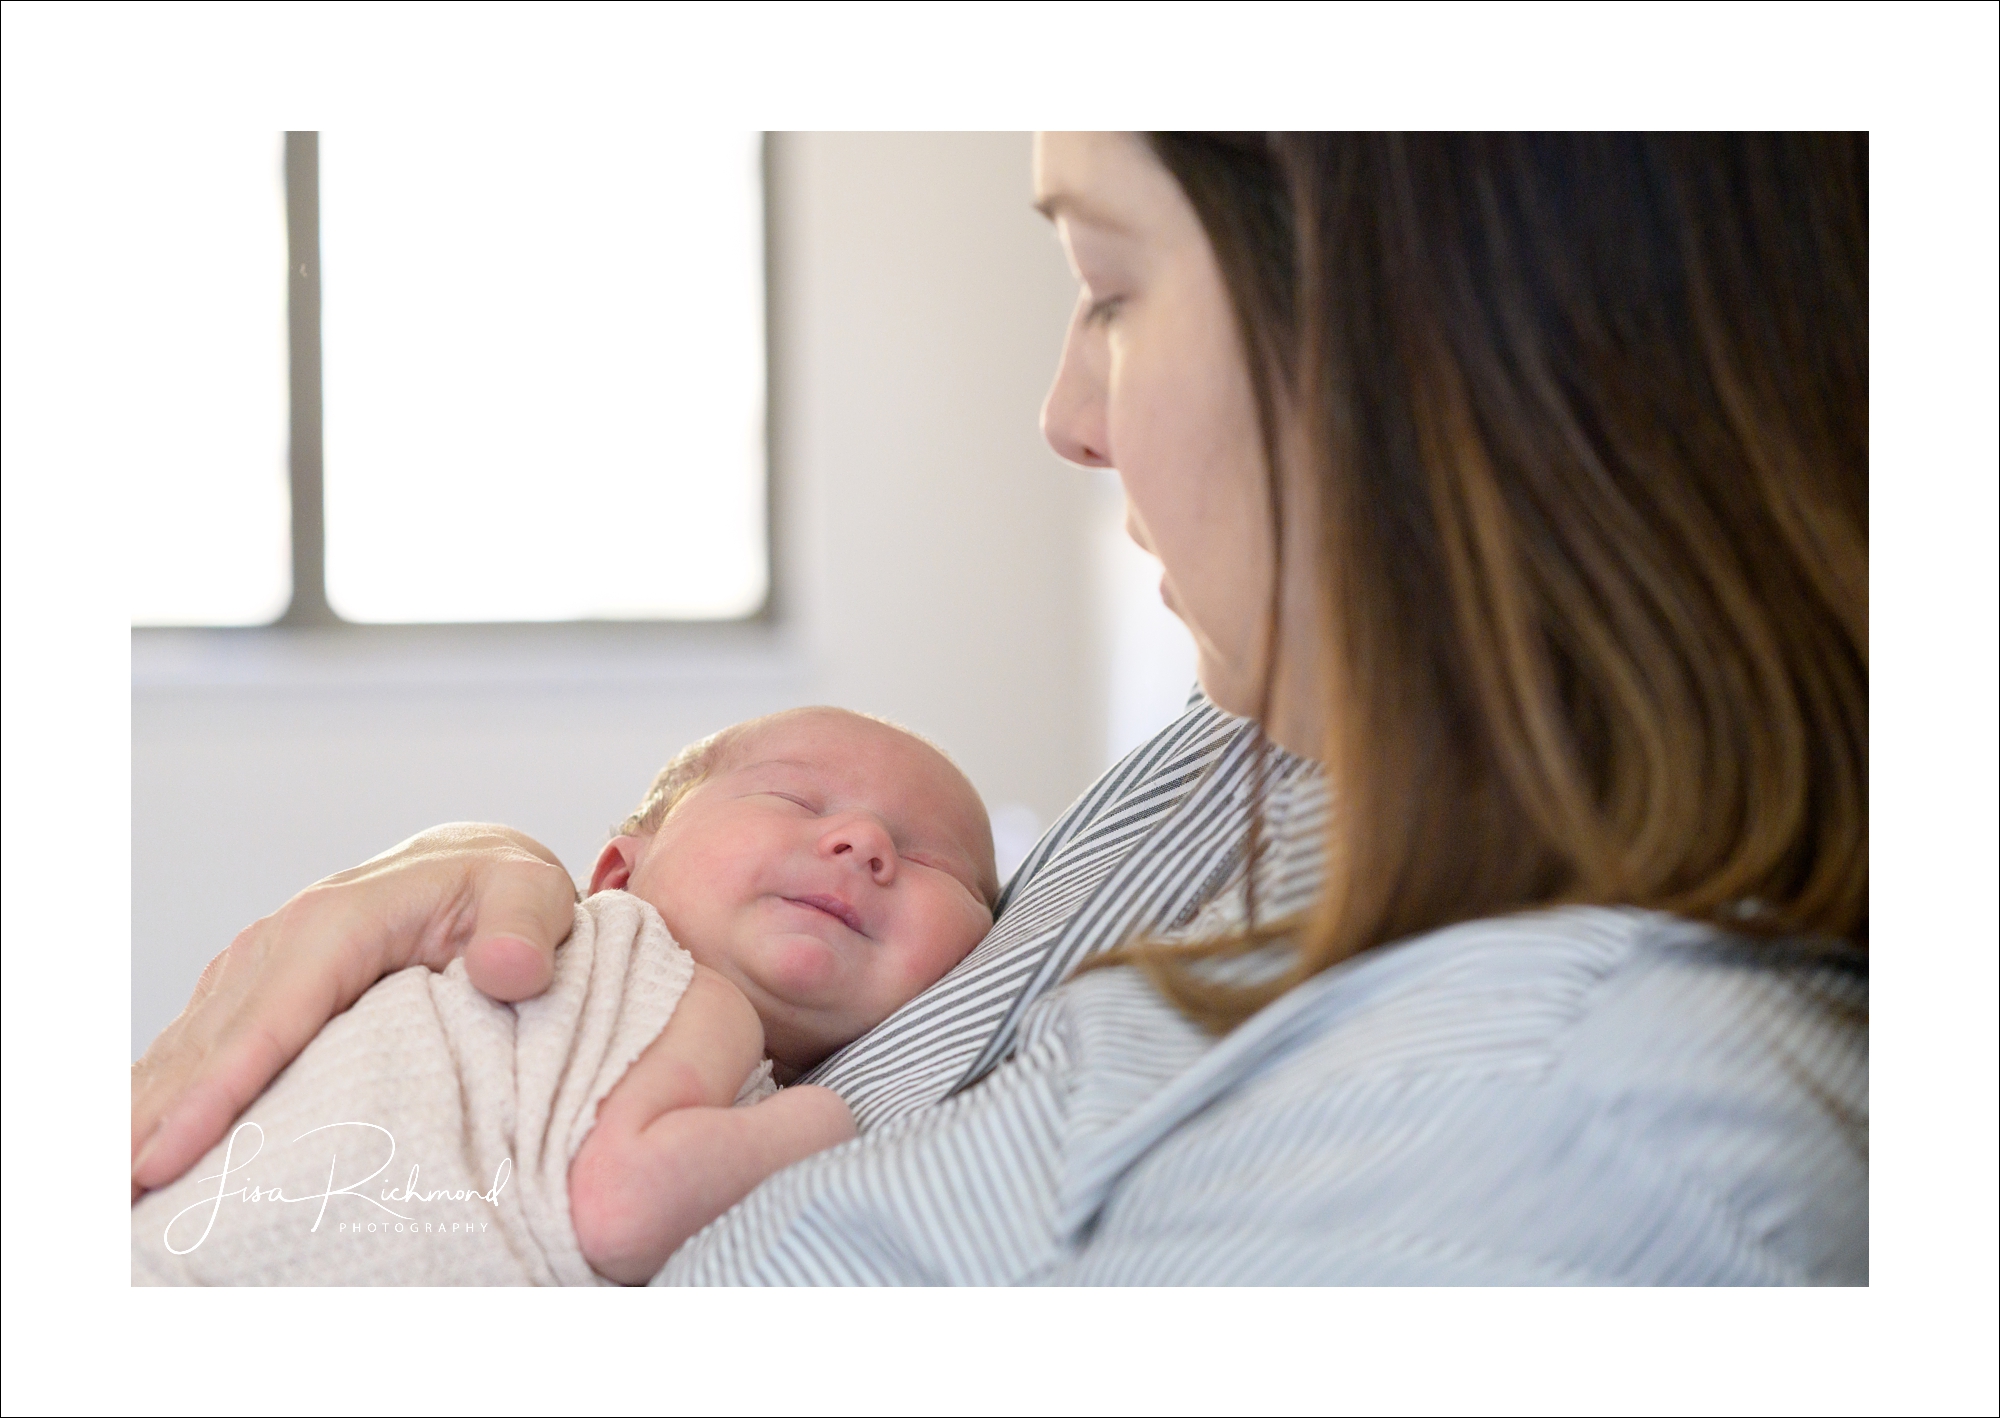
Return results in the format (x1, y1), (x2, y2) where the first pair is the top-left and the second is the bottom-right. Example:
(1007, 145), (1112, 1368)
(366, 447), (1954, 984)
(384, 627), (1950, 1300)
(133, 891), (767, 1285)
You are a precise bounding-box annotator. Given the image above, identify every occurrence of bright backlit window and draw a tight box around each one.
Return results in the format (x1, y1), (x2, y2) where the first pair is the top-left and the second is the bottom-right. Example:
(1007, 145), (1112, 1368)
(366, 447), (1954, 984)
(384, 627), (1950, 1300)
(321, 132), (767, 622)
(131, 131), (768, 627)
(127, 134), (292, 627)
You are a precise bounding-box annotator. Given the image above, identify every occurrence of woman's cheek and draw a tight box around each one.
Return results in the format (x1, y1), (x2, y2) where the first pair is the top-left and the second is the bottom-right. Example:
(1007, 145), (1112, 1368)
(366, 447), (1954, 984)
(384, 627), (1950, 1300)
(1108, 345), (1212, 584)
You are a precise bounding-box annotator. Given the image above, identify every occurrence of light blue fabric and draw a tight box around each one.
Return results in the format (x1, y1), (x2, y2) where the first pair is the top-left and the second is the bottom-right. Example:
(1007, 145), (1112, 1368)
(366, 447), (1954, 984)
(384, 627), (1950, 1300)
(1039, 910), (1865, 1284)
(657, 700), (1867, 1285)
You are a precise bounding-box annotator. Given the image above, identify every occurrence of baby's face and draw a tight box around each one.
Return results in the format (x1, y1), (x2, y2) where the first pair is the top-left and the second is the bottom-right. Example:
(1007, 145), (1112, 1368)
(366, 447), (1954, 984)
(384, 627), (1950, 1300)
(611, 710), (997, 1074)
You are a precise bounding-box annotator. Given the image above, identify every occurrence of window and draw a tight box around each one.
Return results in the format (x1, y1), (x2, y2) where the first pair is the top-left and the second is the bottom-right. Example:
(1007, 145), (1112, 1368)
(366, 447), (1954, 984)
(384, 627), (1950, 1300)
(124, 133), (293, 627)
(130, 131), (769, 627)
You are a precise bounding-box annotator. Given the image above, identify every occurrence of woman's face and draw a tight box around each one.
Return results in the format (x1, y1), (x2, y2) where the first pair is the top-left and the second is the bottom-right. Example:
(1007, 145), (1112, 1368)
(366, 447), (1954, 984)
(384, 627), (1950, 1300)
(1034, 132), (1324, 755)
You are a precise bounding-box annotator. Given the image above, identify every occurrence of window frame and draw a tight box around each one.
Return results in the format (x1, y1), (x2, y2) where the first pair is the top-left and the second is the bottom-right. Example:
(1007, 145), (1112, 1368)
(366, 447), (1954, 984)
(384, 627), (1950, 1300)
(140, 129), (781, 640)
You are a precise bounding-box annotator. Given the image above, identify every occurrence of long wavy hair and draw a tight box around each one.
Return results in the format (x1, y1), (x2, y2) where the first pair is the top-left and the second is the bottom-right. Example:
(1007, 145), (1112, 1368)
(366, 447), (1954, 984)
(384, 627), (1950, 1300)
(1093, 133), (1868, 1032)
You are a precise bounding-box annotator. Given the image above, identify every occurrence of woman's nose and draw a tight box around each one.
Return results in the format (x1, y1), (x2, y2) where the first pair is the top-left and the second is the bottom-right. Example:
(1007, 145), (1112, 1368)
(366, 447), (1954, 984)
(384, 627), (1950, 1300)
(1040, 296), (1111, 469)
(818, 815), (897, 884)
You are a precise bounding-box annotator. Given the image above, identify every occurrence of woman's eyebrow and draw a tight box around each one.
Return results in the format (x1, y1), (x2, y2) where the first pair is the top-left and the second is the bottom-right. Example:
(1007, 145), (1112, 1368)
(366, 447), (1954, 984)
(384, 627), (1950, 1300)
(1032, 190), (1131, 234)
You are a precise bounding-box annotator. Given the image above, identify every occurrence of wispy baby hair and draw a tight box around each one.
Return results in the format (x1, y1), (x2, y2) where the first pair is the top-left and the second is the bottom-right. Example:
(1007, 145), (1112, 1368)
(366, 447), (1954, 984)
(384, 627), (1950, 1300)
(613, 706), (961, 841)
(616, 725), (744, 838)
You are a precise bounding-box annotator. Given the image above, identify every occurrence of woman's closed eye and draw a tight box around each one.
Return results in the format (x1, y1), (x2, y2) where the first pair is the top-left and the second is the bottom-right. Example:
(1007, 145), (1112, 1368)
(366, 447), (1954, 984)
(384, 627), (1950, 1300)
(1083, 293), (1124, 327)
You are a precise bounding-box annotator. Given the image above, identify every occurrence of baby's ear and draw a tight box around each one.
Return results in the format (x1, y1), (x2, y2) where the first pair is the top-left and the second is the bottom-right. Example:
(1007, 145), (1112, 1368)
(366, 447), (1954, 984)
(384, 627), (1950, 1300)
(589, 836), (645, 895)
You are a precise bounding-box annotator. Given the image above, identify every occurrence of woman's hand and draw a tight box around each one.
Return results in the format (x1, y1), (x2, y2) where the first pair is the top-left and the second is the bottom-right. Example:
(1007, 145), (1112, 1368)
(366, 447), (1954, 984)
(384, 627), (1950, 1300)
(130, 823), (578, 1199)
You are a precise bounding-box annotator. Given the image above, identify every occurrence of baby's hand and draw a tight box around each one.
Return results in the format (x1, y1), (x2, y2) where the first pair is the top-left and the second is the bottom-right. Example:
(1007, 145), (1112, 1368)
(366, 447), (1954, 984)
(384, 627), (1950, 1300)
(764, 1084), (859, 1151)
(568, 968), (856, 1284)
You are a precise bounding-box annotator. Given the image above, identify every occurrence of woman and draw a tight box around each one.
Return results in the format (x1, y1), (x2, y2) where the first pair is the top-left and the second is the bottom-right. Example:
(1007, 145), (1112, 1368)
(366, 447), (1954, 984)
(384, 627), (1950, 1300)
(131, 131), (1868, 1283)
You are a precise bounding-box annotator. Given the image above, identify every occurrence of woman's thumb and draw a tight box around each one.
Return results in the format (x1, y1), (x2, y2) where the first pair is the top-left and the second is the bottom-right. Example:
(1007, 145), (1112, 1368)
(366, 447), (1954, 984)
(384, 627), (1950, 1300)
(461, 860), (577, 1001)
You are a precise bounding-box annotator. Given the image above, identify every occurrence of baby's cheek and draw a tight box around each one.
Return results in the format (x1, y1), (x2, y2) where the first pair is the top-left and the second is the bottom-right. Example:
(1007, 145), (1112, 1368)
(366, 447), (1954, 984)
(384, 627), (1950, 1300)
(896, 903), (989, 997)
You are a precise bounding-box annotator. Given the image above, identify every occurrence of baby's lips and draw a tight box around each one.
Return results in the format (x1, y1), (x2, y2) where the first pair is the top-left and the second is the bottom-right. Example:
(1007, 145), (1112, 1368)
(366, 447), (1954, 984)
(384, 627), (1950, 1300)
(784, 893), (870, 938)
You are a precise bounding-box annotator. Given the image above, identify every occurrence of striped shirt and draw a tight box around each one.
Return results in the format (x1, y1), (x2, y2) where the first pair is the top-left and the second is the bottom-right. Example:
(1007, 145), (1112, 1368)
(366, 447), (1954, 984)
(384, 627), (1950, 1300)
(657, 696), (1868, 1285)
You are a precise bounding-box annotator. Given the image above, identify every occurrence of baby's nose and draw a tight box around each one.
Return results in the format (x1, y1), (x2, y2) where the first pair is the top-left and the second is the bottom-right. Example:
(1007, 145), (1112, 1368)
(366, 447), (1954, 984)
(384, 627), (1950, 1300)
(822, 817), (895, 882)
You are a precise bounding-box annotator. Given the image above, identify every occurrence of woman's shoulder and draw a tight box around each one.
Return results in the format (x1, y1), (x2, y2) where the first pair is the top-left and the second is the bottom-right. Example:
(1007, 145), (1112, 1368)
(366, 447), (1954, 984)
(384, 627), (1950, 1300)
(1545, 912), (1867, 1282)
(1026, 907), (1869, 1284)
(1552, 910), (1867, 1089)
(1246, 904), (1860, 1063)
(1130, 906), (1869, 1283)
(1259, 906), (1867, 1147)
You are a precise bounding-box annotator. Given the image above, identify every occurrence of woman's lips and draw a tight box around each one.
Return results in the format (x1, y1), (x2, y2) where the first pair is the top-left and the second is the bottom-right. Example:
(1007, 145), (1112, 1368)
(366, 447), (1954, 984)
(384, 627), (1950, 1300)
(784, 894), (867, 938)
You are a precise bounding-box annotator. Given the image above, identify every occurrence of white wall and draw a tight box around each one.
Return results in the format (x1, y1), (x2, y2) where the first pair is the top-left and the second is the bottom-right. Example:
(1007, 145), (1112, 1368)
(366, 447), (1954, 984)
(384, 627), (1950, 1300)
(131, 133), (1198, 1059)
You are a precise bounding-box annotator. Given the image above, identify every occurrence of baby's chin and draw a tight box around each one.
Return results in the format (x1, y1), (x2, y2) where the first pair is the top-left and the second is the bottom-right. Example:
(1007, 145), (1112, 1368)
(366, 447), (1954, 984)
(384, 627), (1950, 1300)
(735, 933), (883, 1069)
(743, 929), (853, 1007)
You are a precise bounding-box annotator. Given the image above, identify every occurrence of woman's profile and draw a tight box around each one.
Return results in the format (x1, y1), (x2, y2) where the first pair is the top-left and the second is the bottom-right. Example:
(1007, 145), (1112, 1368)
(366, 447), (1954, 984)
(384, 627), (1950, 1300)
(133, 131), (1868, 1285)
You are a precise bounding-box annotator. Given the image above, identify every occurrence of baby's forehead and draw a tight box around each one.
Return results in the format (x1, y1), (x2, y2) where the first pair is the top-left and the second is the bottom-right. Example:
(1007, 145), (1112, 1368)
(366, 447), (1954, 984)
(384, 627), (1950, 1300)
(726, 713), (968, 805)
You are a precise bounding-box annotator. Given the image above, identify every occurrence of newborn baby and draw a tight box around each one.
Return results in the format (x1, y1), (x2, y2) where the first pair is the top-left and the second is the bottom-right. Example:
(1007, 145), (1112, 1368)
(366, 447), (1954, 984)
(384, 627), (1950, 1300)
(565, 705), (998, 1281)
(131, 707), (998, 1285)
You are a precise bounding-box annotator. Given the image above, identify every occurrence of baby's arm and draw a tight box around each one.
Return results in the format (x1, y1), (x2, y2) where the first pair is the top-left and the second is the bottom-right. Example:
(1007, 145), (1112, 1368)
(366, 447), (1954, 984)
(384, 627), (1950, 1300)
(568, 964), (856, 1285)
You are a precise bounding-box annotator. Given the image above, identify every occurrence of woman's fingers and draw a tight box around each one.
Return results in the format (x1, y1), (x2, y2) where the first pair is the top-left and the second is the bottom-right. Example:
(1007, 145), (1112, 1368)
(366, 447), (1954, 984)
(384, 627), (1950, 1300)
(460, 856), (578, 1001)
(129, 824), (576, 1198)
(131, 937), (236, 1198)
(131, 904), (370, 1193)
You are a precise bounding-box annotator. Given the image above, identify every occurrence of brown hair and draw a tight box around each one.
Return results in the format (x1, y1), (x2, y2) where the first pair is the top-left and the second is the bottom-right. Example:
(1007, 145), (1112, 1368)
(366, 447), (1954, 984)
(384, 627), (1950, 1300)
(1102, 133), (1868, 1032)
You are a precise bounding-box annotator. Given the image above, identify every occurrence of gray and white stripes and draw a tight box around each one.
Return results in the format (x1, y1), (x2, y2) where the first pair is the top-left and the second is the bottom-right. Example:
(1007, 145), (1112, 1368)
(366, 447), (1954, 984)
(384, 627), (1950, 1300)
(661, 697), (1866, 1285)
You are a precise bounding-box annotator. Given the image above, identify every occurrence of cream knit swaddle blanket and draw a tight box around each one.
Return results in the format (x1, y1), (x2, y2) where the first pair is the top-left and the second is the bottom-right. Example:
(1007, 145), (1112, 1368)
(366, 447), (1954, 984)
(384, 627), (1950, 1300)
(132, 891), (774, 1285)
